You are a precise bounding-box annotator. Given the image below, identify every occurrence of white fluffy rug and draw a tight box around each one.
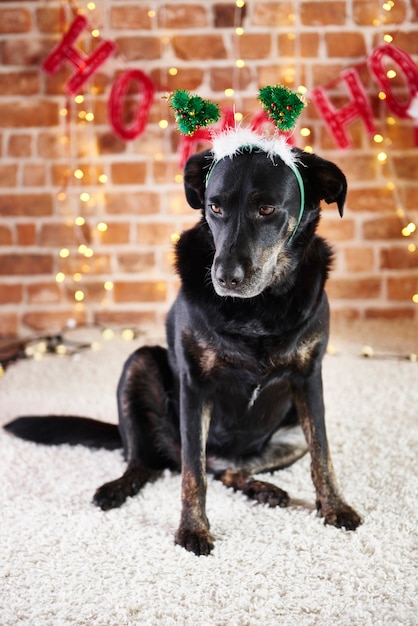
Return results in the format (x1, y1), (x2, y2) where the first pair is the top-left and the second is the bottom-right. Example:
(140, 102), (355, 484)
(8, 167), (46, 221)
(1, 322), (417, 626)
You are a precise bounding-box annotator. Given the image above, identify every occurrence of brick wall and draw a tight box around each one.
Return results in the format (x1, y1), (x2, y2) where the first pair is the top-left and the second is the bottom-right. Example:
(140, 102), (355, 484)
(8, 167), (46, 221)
(0, 0), (417, 337)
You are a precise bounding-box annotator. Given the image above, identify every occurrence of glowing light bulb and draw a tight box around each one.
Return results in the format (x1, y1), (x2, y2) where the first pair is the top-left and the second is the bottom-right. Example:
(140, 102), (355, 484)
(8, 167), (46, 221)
(98, 174), (108, 184)
(159, 119), (169, 129)
(104, 281), (114, 291)
(168, 67), (178, 76)
(378, 91), (387, 100)
(80, 192), (90, 202)
(75, 216), (85, 226)
(224, 88), (234, 97)
(97, 222), (108, 232)
(59, 248), (70, 258)
(75, 95), (84, 104)
(85, 112), (95, 121)
(235, 27), (244, 35)
(387, 69), (397, 79)
(236, 59), (245, 68)
(300, 127), (311, 137)
(91, 29), (100, 38)
(377, 152), (387, 162)
(373, 134), (384, 143)
(171, 233), (180, 244)
(56, 272), (65, 283)
(74, 290), (85, 302)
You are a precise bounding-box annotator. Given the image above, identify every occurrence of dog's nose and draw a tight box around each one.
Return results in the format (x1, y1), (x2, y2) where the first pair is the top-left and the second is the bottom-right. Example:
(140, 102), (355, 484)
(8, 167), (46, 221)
(215, 264), (245, 290)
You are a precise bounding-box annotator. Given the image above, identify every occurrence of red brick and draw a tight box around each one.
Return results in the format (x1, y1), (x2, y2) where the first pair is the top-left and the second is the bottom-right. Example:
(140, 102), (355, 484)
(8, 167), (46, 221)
(0, 226), (13, 245)
(325, 32), (366, 57)
(114, 281), (167, 303)
(387, 275), (418, 300)
(233, 33), (271, 60)
(363, 216), (404, 240)
(115, 37), (162, 61)
(353, 0), (407, 25)
(8, 134), (32, 157)
(214, 3), (246, 28)
(17, 224), (36, 246)
(0, 194), (53, 217)
(97, 132), (127, 155)
(345, 247), (375, 272)
(99, 223), (130, 245)
(0, 71), (40, 96)
(172, 35), (227, 60)
(317, 217), (355, 241)
(39, 224), (90, 247)
(253, 2), (294, 26)
(2, 38), (54, 66)
(150, 67), (204, 92)
(22, 310), (87, 333)
(380, 247), (418, 270)
(160, 4), (208, 28)
(347, 188), (396, 212)
(117, 252), (156, 273)
(0, 101), (58, 128)
(23, 164), (46, 186)
(105, 192), (160, 215)
(327, 277), (382, 299)
(0, 313), (18, 337)
(0, 284), (22, 304)
(301, 2), (346, 25)
(365, 307), (415, 320)
(392, 156), (418, 179)
(0, 165), (17, 187)
(94, 310), (157, 328)
(136, 223), (177, 246)
(110, 6), (151, 29)
(0, 254), (53, 276)
(0, 8), (31, 34)
(36, 7), (63, 33)
(27, 283), (61, 305)
(278, 33), (319, 58)
(111, 162), (147, 185)
(210, 66), (252, 92)
(58, 254), (111, 277)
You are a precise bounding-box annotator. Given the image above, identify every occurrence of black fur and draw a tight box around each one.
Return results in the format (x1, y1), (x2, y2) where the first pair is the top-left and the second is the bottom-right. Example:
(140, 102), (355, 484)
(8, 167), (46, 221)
(5, 146), (361, 555)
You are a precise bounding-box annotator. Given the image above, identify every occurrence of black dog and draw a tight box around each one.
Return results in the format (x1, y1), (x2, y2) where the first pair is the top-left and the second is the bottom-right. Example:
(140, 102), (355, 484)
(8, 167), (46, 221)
(5, 145), (362, 555)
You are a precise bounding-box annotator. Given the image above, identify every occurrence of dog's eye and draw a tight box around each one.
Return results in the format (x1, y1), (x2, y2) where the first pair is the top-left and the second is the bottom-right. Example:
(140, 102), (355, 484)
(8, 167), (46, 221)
(210, 204), (222, 214)
(258, 205), (275, 216)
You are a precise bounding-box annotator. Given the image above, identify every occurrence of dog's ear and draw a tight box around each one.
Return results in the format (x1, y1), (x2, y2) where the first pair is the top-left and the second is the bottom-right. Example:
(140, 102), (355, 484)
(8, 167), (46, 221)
(183, 149), (214, 209)
(298, 152), (347, 217)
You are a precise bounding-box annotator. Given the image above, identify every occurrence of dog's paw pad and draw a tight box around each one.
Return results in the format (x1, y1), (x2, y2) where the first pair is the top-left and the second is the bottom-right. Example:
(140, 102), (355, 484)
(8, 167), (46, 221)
(244, 480), (289, 508)
(93, 480), (128, 511)
(323, 505), (362, 531)
(175, 528), (214, 556)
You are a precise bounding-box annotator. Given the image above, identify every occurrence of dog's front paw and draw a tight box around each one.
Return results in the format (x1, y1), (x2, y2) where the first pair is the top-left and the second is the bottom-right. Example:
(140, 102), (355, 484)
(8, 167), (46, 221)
(175, 526), (214, 556)
(93, 479), (130, 510)
(320, 502), (362, 531)
(244, 479), (290, 508)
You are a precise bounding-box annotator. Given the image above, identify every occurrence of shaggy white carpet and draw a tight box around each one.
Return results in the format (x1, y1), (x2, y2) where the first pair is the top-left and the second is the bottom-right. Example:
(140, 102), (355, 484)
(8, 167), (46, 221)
(1, 322), (417, 626)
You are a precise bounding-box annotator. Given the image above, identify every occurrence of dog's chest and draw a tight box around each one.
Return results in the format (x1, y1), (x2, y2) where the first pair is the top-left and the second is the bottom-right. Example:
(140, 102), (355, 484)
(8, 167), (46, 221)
(184, 330), (322, 381)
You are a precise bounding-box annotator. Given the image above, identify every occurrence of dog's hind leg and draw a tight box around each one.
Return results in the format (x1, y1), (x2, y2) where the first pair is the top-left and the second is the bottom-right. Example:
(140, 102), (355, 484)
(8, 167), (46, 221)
(93, 346), (180, 511)
(217, 468), (290, 507)
(212, 424), (308, 508)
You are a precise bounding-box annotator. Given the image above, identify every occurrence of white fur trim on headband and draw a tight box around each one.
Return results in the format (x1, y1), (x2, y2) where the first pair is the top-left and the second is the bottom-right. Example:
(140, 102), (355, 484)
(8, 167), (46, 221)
(210, 128), (298, 167)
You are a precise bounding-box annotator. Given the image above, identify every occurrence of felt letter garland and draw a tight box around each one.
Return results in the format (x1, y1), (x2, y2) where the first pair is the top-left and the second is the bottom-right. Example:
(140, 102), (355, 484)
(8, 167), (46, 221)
(369, 44), (418, 119)
(108, 69), (156, 141)
(310, 68), (377, 149)
(42, 15), (117, 96)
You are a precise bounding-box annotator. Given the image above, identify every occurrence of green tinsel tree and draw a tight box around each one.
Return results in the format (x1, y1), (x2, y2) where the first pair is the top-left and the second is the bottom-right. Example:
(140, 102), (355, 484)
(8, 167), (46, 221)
(258, 85), (306, 131)
(168, 90), (220, 135)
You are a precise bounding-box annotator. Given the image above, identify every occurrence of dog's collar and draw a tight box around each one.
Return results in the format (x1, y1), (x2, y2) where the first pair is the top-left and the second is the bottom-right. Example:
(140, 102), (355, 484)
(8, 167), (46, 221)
(205, 129), (305, 244)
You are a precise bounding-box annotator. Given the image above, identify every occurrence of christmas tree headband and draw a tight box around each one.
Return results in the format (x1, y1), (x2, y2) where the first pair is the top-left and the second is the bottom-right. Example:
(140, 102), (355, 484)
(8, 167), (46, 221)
(168, 85), (307, 243)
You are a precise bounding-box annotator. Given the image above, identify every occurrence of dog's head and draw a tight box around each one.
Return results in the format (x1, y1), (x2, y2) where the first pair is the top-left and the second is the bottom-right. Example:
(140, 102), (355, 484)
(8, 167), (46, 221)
(184, 147), (346, 298)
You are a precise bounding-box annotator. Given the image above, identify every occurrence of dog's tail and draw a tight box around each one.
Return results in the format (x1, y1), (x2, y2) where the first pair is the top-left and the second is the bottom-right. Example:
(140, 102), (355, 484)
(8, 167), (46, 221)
(3, 415), (122, 450)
